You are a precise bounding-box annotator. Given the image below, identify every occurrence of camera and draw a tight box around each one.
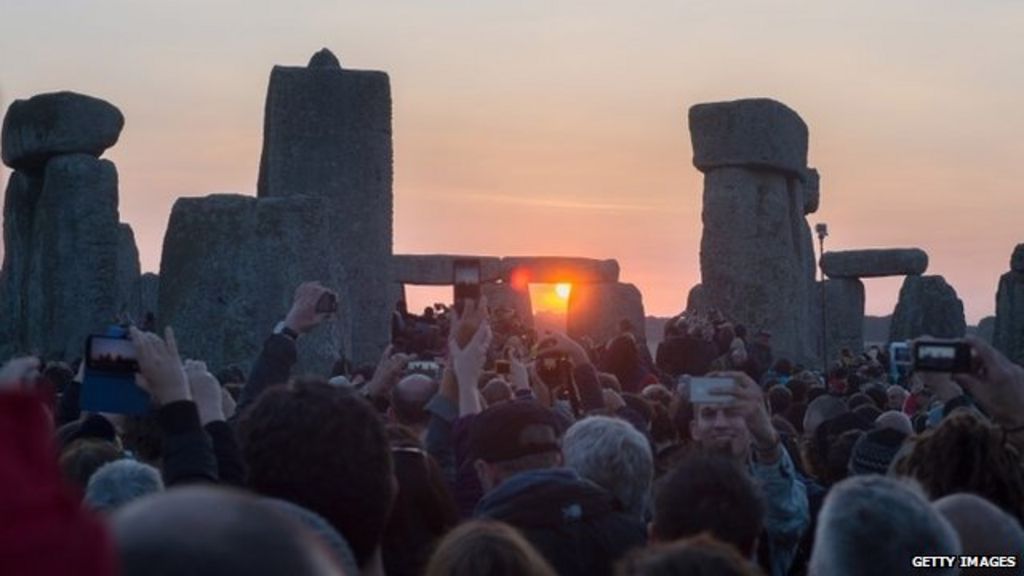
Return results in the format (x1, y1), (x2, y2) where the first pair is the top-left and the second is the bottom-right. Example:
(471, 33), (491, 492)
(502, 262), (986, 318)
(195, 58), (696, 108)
(688, 376), (736, 405)
(913, 340), (973, 373)
(315, 292), (338, 314)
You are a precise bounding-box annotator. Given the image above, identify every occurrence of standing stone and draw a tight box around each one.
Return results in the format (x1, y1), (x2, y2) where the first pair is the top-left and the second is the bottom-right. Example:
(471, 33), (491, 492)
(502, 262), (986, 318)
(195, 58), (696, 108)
(24, 155), (120, 359)
(136, 272), (160, 327)
(2, 92), (124, 172)
(803, 168), (820, 215)
(159, 194), (349, 375)
(567, 283), (646, 347)
(689, 99), (818, 365)
(392, 255), (504, 285)
(685, 283), (708, 314)
(823, 278), (865, 364)
(889, 275), (966, 342)
(975, 316), (996, 344)
(482, 282), (533, 328)
(257, 49), (392, 364)
(994, 245), (1024, 366)
(0, 171), (42, 357)
(116, 223), (142, 323)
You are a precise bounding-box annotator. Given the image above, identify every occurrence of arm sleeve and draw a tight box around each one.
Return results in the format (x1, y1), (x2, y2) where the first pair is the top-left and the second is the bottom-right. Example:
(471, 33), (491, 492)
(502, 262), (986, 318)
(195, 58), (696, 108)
(56, 379), (81, 426)
(205, 420), (245, 486)
(751, 446), (809, 576)
(425, 393), (459, 485)
(233, 333), (298, 420)
(158, 400), (219, 486)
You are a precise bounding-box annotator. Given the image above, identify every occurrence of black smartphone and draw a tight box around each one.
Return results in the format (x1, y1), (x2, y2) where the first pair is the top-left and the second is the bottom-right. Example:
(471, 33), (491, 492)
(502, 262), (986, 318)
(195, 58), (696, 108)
(316, 291), (338, 314)
(913, 340), (972, 373)
(452, 258), (481, 313)
(495, 360), (511, 375)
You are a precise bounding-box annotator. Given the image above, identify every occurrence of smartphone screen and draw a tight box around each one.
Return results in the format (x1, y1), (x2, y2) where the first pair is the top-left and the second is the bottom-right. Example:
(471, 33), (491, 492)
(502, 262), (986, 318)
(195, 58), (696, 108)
(453, 258), (481, 310)
(86, 335), (139, 373)
(689, 377), (735, 404)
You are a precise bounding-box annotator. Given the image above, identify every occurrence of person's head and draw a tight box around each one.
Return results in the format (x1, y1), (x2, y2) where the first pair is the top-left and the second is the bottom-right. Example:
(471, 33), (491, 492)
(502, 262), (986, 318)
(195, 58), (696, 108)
(620, 534), (762, 576)
(238, 379), (394, 568)
(862, 382), (888, 409)
(887, 385), (909, 411)
(875, 410), (913, 436)
(85, 459), (164, 512)
(113, 486), (343, 576)
(468, 400), (562, 492)
(651, 453), (764, 557)
(823, 429), (863, 486)
(689, 401), (751, 460)
(481, 378), (512, 408)
(767, 384), (792, 416)
(383, 429), (459, 576)
(563, 416), (653, 518)
(390, 374), (439, 429)
(848, 426), (908, 476)
(803, 394), (848, 438)
(425, 520), (556, 576)
(59, 439), (123, 492)
(846, 393), (872, 411)
(935, 493), (1024, 573)
(809, 476), (960, 576)
(890, 409), (1024, 523)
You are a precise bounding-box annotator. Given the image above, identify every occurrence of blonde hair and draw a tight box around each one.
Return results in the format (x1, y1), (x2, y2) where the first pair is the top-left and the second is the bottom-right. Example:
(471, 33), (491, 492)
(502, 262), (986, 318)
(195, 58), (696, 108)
(425, 520), (556, 576)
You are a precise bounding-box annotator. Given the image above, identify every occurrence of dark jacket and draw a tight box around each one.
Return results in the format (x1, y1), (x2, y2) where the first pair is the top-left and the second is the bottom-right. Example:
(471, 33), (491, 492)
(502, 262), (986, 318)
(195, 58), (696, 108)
(475, 468), (646, 576)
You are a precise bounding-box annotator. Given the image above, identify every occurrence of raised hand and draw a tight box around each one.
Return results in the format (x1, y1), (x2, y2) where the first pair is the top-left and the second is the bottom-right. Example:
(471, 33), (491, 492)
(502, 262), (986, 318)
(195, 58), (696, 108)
(284, 281), (338, 335)
(130, 326), (189, 405)
(184, 359), (225, 425)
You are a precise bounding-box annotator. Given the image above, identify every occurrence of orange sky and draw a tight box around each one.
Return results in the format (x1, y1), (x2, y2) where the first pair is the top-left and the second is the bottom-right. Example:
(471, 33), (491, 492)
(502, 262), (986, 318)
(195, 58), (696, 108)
(2, 1), (1022, 324)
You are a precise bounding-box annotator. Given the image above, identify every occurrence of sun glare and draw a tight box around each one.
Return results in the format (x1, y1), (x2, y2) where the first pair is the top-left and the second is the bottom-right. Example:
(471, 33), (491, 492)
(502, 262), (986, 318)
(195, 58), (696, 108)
(555, 283), (572, 300)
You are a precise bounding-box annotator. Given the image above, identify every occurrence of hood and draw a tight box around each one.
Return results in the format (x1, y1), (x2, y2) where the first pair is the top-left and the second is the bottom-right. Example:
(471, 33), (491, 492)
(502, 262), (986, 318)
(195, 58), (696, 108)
(475, 468), (619, 528)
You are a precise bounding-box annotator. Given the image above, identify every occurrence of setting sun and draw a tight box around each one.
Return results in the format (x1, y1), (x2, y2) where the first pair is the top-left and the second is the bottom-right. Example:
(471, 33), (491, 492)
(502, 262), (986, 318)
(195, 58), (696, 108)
(555, 283), (572, 300)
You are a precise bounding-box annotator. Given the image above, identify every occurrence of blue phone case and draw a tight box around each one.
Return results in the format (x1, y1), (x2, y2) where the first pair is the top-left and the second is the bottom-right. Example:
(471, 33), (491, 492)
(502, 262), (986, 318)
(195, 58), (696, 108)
(80, 370), (151, 415)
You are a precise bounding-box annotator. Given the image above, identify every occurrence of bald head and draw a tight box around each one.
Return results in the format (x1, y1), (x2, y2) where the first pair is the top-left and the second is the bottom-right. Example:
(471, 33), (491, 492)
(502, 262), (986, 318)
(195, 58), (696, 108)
(391, 374), (439, 427)
(804, 395), (848, 437)
(113, 487), (344, 576)
(935, 493), (1024, 572)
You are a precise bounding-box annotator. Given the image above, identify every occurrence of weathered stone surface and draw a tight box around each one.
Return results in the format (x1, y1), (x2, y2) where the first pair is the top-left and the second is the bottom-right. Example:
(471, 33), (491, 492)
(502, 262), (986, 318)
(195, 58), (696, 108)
(975, 315), (996, 345)
(567, 282), (645, 347)
(0, 171), (42, 358)
(889, 275), (966, 342)
(803, 168), (820, 215)
(25, 155), (121, 359)
(137, 273), (160, 326)
(392, 255), (504, 285)
(822, 249), (928, 279)
(823, 278), (865, 365)
(698, 166), (818, 365)
(116, 223), (142, 323)
(1011, 244), (1024, 273)
(689, 98), (808, 177)
(482, 282), (533, 328)
(685, 283), (707, 314)
(257, 54), (392, 364)
(994, 270), (1024, 366)
(159, 194), (349, 375)
(500, 257), (619, 285)
(308, 48), (341, 69)
(2, 92), (124, 172)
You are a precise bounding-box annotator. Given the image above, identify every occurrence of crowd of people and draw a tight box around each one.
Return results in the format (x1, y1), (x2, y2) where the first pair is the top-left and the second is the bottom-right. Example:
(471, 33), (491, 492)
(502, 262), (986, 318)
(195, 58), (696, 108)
(3, 281), (1024, 575)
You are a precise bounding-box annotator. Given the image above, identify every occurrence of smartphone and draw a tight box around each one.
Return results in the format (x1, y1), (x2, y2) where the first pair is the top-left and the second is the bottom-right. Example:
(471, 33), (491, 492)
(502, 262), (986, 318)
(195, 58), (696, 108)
(913, 340), (972, 373)
(537, 352), (571, 390)
(689, 377), (735, 404)
(452, 258), (481, 313)
(407, 360), (441, 379)
(890, 342), (912, 367)
(81, 332), (150, 414)
(316, 291), (338, 314)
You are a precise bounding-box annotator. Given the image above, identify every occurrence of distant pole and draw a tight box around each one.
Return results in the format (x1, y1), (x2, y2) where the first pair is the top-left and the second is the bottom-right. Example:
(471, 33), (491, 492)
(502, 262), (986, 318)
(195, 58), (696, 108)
(815, 223), (829, 375)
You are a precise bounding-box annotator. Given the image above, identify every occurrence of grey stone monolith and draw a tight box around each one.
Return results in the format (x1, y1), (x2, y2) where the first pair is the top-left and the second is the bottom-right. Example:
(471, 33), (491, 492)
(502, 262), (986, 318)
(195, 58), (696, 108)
(159, 194), (349, 375)
(482, 282), (533, 328)
(257, 49), (392, 364)
(822, 249), (928, 279)
(823, 278), (865, 364)
(0, 171), (42, 357)
(689, 99), (818, 365)
(136, 272), (160, 327)
(116, 223), (142, 322)
(392, 255), (504, 285)
(804, 168), (820, 215)
(24, 155), (121, 358)
(567, 282), (645, 347)
(976, 316), (996, 344)
(889, 275), (966, 342)
(994, 245), (1024, 365)
(2, 92), (124, 172)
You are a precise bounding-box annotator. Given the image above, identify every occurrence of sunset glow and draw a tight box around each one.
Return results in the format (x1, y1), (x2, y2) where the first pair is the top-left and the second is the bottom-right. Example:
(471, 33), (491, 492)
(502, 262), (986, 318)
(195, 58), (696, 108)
(555, 283), (572, 300)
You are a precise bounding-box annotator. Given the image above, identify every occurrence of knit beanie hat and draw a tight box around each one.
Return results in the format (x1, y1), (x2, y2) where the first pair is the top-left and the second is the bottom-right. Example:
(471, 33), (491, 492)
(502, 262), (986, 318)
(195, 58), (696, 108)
(849, 427), (908, 475)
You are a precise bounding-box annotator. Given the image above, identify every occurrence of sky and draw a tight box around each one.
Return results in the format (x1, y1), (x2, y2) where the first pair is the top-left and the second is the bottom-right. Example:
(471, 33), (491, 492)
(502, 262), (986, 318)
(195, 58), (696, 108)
(1, 0), (1022, 323)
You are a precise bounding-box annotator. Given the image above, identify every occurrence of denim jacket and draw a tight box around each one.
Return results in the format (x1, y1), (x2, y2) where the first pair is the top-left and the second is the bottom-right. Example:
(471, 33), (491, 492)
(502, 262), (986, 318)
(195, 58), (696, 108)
(752, 446), (810, 576)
